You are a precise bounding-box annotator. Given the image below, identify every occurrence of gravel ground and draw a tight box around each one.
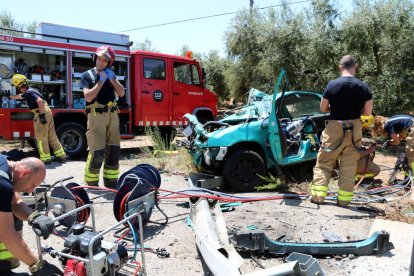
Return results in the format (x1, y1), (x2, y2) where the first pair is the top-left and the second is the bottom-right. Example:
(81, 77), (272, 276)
(1, 137), (411, 275)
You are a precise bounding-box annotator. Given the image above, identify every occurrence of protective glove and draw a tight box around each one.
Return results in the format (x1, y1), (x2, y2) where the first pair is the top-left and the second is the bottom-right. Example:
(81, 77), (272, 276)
(39, 113), (47, 125)
(29, 259), (62, 275)
(98, 70), (108, 83)
(105, 68), (116, 80)
(28, 211), (55, 239)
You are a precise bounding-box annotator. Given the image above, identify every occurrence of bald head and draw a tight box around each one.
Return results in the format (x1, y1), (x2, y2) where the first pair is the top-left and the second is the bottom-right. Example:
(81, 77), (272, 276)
(20, 157), (45, 175)
(12, 157), (46, 193)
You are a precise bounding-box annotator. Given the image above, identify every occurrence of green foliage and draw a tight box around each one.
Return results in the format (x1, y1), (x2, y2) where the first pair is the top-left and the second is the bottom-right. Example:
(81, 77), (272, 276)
(145, 126), (175, 152)
(222, 0), (414, 115)
(255, 173), (283, 191)
(0, 9), (37, 37)
(132, 38), (157, 51)
(200, 50), (230, 100)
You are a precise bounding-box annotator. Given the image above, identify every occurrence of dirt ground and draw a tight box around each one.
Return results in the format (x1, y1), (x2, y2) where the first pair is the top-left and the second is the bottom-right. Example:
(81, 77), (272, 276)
(0, 137), (412, 275)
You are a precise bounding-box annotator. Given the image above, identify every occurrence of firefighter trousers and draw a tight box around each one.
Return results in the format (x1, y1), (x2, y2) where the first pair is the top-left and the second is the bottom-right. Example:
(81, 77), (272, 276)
(84, 103), (120, 188)
(356, 156), (380, 180)
(33, 106), (66, 163)
(311, 119), (362, 207)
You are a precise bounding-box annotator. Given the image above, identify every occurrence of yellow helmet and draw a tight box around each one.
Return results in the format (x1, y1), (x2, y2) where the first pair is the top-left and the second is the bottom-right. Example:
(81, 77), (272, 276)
(11, 74), (28, 89)
(361, 115), (374, 128)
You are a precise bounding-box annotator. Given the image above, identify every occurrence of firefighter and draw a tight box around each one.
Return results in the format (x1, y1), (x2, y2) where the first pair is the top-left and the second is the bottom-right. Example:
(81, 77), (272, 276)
(10, 74), (67, 164)
(356, 146), (380, 181)
(371, 114), (414, 172)
(356, 115), (380, 180)
(310, 55), (373, 207)
(0, 155), (61, 274)
(81, 46), (125, 188)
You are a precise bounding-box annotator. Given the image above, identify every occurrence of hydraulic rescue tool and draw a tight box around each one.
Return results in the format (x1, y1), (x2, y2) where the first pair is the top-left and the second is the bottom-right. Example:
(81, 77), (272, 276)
(27, 164), (162, 276)
(36, 204), (136, 276)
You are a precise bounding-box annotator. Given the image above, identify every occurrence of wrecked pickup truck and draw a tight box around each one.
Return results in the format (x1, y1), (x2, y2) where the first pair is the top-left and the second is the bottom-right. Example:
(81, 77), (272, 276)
(182, 69), (329, 191)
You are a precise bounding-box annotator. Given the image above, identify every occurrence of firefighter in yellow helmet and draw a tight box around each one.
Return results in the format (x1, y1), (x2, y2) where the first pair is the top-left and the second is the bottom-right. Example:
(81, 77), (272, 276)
(310, 55), (373, 207)
(81, 46), (125, 188)
(9, 74), (67, 164)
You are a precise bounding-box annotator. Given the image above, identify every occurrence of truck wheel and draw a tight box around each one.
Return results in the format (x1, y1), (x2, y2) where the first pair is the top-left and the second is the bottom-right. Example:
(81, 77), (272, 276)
(223, 150), (266, 192)
(56, 123), (87, 158)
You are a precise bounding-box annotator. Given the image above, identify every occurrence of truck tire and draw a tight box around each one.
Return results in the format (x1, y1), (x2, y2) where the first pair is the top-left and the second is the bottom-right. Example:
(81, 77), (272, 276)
(56, 122), (87, 158)
(223, 150), (266, 192)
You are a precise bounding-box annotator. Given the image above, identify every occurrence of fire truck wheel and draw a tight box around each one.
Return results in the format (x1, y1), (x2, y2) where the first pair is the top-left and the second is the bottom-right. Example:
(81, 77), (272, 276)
(223, 149), (266, 192)
(56, 122), (87, 158)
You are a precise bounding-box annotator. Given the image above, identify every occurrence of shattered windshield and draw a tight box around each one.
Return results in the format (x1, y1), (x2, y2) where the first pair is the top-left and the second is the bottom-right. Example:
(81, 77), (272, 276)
(283, 93), (323, 119)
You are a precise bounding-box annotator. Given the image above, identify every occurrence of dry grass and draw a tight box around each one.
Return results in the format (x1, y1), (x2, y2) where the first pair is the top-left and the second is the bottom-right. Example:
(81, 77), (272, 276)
(119, 128), (195, 174)
(0, 139), (23, 151)
(380, 198), (414, 224)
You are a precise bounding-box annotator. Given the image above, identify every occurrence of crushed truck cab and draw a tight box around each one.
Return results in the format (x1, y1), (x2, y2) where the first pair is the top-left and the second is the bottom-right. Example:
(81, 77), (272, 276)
(183, 69), (329, 191)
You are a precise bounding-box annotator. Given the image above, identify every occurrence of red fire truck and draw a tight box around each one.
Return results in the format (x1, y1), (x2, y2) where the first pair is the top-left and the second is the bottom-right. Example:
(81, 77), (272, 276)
(0, 23), (217, 157)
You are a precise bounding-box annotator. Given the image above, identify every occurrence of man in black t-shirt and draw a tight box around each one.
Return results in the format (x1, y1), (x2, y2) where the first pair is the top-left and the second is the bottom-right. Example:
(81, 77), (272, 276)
(0, 155), (61, 274)
(10, 74), (67, 164)
(81, 45), (125, 188)
(371, 114), (414, 174)
(311, 55), (373, 207)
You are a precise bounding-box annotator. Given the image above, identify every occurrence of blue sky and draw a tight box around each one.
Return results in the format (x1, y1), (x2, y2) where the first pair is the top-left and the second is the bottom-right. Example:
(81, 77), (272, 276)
(2, 0), (353, 55)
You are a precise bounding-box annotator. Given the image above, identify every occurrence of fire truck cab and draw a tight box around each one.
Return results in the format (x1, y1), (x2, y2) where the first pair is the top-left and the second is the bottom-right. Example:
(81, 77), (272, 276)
(0, 23), (217, 157)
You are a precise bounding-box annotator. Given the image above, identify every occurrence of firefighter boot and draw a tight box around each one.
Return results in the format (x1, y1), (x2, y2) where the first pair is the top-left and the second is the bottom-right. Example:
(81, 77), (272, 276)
(85, 149), (105, 186)
(310, 183), (328, 204)
(103, 144), (120, 188)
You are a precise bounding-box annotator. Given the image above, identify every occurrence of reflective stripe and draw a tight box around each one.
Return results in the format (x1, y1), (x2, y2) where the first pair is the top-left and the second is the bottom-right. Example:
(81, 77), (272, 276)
(85, 153), (99, 182)
(103, 168), (119, 179)
(310, 184), (328, 197)
(385, 115), (413, 124)
(85, 175), (99, 182)
(338, 190), (353, 201)
(53, 148), (66, 157)
(37, 140), (51, 161)
(0, 243), (14, 260)
(355, 173), (376, 180)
